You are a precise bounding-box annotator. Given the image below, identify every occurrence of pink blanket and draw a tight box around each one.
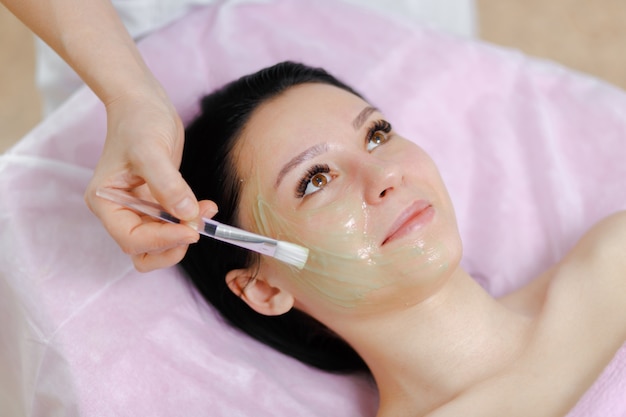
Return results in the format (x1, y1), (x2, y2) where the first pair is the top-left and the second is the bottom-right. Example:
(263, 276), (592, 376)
(1, 1), (625, 415)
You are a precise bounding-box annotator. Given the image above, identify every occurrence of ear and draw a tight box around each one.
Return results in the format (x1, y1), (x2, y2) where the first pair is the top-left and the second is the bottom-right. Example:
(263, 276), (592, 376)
(226, 268), (295, 316)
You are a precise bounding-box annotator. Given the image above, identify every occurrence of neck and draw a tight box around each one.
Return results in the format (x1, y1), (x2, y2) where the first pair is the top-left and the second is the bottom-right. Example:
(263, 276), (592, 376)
(332, 269), (534, 416)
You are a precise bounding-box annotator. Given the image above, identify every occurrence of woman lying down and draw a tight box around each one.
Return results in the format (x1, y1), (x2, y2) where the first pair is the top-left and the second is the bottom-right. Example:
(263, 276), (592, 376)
(178, 61), (626, 417)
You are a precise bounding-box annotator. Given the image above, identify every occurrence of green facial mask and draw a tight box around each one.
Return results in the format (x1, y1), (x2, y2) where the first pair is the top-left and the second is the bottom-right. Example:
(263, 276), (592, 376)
(250, 190), (450, 313)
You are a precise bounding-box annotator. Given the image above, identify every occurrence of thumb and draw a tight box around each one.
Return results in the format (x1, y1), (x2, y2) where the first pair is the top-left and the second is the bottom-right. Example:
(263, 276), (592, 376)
(138, 150), (199, 221)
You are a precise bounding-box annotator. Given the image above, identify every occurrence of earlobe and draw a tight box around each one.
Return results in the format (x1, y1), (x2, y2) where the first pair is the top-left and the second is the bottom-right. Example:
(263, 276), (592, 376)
(225, 268), (294, 316)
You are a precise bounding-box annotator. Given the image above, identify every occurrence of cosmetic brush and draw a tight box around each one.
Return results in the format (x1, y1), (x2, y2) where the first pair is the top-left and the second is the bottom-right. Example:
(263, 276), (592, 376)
(96, 187), (309, 269)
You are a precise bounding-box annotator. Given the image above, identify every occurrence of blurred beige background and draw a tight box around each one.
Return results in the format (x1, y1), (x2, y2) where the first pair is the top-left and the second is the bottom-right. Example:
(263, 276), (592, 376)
(1, 0), (626, 153)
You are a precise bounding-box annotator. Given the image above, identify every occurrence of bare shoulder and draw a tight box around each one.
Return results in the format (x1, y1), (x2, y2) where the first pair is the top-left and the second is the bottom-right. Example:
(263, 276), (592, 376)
(580, 210), (626, 259)
(546, 210), (626, 337)
(502, 210), (626, 316)
(558, 210), (626, 287)
(431, 212), (626, 417)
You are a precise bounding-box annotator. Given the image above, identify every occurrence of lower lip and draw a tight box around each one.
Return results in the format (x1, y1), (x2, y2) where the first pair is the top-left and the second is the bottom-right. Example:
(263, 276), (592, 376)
(383, 205), (435, 245)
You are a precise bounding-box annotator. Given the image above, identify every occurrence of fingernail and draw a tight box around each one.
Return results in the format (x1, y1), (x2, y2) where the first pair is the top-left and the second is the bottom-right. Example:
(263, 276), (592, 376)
(204, 207), (219, 216)
(178, 237), (199, 247)
(183, 234), (200, 245)
(175, 197), (198, 219)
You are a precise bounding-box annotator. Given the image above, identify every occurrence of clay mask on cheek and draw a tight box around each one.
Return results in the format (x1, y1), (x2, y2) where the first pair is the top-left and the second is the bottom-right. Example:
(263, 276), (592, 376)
(248, 177), (452, 313)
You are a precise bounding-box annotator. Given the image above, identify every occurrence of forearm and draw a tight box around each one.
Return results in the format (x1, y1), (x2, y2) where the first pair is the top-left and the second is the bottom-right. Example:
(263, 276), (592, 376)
(1, 0), (159, 105)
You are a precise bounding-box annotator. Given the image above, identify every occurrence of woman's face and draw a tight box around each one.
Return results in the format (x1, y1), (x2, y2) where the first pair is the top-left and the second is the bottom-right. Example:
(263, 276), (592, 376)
(234, 83), (462, 316)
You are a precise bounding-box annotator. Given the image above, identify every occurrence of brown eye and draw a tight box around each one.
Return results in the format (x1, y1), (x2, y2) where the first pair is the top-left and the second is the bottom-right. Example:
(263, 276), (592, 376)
(311, 173), (328, 188)
(296, 164), (333, 198)
(367, 130), (390, 151)
(365, 120), (392, 151)
(372, 131), (386, 144)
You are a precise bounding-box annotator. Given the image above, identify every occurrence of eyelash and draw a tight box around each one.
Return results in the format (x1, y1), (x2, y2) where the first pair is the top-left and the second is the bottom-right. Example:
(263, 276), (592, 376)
(294, 119), (393, 199)
(295, 164), (331, 198)
(365, 119), (392, 150)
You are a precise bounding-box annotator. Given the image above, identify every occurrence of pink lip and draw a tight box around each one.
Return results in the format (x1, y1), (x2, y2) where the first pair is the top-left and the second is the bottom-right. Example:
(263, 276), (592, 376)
(382, 201), (434, 245)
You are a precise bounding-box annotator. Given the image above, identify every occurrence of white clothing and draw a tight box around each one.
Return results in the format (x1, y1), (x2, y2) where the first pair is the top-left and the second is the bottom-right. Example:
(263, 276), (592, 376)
(35, 0), (475, 113)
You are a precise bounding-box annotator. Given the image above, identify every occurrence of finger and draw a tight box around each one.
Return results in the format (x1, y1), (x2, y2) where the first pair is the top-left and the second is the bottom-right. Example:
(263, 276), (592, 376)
(131, 244), (190, 272)
(132, 144), (199, 222)
(126, 221), (199, 255)
(93, 198), (199, 255)
(131, 201), (219, 272)
(198, 199), (219, 218)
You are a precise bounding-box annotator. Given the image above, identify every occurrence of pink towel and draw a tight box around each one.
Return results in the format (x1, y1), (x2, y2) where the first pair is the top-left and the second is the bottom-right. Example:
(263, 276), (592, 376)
(1, 1), (625, 415)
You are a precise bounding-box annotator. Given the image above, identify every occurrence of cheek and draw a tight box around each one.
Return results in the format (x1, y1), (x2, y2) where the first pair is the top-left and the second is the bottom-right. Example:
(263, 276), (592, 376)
(248, 189), (461, 316)
(241, 140), (461, 315)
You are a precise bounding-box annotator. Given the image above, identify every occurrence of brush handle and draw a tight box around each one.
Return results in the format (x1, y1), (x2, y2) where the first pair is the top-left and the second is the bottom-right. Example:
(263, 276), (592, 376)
(95, 188), (278, 256)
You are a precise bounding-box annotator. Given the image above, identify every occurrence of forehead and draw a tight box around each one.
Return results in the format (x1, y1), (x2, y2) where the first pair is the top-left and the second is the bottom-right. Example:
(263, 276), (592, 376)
(234, 83), (368, 180)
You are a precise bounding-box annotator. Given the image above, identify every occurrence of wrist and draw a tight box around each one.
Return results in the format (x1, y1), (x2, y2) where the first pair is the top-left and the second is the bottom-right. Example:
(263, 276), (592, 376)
(101, 73), (169, 110)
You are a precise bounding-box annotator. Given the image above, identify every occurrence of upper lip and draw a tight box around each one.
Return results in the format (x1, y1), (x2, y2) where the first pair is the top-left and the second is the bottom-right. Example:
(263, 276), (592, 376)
(382, 200), (432, 245)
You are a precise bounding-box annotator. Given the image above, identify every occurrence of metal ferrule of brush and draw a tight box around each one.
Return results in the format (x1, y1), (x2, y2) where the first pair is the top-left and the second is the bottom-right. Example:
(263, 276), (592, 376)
(204, 222), (278, 256)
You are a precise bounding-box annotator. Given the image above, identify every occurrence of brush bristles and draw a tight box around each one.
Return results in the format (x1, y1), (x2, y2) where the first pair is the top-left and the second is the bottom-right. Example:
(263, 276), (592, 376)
(274, 241), (309, 269)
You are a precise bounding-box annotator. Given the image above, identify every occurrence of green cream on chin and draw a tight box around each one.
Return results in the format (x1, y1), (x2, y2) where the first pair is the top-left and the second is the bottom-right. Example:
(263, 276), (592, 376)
(250, 192), (450, 312)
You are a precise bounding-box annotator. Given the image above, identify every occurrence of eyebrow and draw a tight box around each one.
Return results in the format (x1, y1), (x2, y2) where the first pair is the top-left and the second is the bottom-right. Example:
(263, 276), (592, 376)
(352, 106), (378, 130)
(274, 143), (329, 188)
(273, 105), (379, 189)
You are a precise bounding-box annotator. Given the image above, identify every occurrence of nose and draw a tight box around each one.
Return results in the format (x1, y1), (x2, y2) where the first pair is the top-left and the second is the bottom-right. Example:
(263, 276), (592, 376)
(362, 158), (403, 205)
